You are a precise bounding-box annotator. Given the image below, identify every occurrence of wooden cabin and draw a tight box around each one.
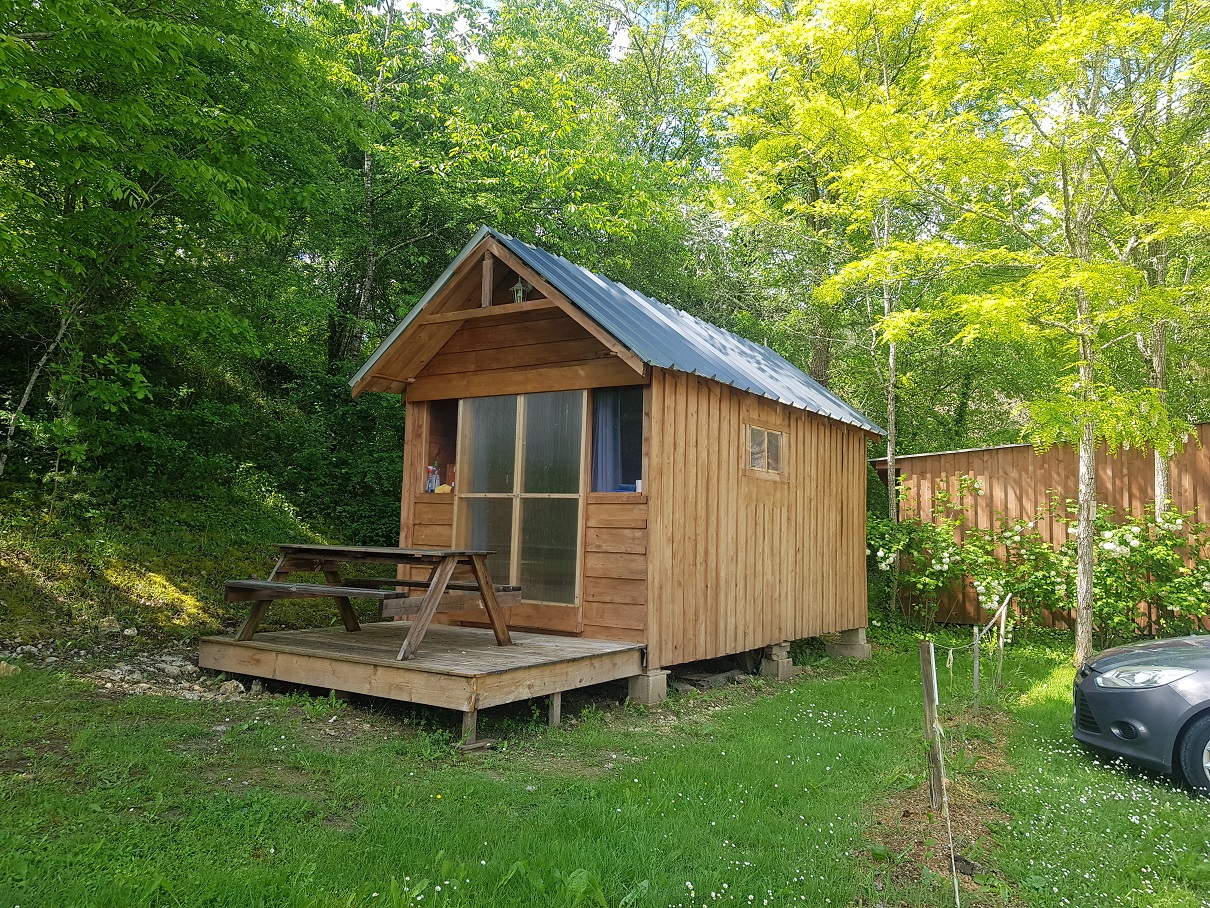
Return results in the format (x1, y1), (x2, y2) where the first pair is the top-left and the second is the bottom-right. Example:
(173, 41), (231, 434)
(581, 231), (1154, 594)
(350, 227), (884, 698)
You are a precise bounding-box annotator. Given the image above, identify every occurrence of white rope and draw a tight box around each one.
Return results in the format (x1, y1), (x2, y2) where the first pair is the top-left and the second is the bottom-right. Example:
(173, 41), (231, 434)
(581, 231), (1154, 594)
(937, 731), (961, 908)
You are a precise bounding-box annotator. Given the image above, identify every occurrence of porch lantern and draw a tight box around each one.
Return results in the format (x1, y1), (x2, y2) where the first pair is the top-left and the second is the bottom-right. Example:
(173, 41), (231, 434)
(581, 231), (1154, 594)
(511, 278), (528, 304)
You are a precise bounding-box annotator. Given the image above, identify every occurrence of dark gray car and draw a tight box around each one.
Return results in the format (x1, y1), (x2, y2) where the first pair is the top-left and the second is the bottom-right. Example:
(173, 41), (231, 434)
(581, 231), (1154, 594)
(1073, 634), (1210, 793)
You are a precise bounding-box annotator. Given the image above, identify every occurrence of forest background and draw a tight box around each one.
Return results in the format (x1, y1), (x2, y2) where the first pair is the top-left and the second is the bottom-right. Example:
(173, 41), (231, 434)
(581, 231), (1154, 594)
(3, 0), (1209, 649)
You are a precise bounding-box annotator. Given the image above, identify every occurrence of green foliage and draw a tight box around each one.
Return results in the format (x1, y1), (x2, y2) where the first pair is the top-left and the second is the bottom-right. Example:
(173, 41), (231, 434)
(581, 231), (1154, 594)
(1085, 507), (1210, 644)
(870, 484), (1210, 646)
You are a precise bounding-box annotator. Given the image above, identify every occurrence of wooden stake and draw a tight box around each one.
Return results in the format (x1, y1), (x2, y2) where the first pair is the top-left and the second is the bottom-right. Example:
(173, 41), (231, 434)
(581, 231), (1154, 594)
(997, 599), (1008, 685)
(972, 625), (980, 703)
(919, 640), (945, 810)
(481, 250), (494, 307)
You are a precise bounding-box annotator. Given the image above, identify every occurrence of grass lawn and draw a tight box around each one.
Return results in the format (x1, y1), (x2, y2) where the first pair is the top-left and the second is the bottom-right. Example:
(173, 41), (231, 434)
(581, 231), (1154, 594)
(0, 635), (1207, 908)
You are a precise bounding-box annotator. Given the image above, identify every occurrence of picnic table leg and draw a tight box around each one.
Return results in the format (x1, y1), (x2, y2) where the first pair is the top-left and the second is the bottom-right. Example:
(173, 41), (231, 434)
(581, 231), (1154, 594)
(234, 556), (285, 640)
(396, 556), (458, 660)
(322, 567), (362, 633)
(235, 600), (272, 641)
(469, 554), (513, 647)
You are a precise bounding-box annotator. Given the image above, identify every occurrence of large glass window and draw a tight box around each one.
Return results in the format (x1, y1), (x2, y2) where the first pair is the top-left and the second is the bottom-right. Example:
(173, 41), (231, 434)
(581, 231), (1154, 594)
(457, 391), (585, 604)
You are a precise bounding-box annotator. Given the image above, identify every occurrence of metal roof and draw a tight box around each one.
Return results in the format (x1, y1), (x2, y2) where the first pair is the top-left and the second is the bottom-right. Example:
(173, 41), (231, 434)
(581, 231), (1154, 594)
(352, 227), (885, 435)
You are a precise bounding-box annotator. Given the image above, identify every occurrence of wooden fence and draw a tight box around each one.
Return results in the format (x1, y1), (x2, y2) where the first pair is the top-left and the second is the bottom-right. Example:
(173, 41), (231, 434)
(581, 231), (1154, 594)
(872, 423), (1210, 624)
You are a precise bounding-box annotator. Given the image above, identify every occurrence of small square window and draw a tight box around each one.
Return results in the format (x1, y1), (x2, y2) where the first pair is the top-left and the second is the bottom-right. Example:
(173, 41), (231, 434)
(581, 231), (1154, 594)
(747, 425), (785, 475)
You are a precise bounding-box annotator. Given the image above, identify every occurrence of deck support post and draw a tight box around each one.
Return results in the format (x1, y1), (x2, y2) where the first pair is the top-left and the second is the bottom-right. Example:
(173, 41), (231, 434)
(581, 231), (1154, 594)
(823, 627), (872, 660)
(461, 708), (478, 744)
(548, 691), (562, 727)
(760, 642), (796, 680)
(627, 669), (669, 706)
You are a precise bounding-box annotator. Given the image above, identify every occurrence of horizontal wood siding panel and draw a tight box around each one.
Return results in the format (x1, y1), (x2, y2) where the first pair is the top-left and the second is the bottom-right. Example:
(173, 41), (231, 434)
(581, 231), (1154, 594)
(438, 310), (585, 353)
(584, 551), (647, 581)
(584, 601), (647, 630)
(584, 527), (647, 554)
(647, 369), (869, 668)
(413, 524), (455, 547)
(419, 338), (609, 376)
(579, 625), (646, 644)
(582, 576), (648, 604)
(578, 498), (649, 638)
(414, 498), (454, 525)
(407, 358), (645, 402)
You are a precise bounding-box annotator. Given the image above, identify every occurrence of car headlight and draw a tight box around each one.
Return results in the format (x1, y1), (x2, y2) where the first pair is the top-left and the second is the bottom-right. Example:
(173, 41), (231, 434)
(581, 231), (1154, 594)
(1093, 666), (1195, 689)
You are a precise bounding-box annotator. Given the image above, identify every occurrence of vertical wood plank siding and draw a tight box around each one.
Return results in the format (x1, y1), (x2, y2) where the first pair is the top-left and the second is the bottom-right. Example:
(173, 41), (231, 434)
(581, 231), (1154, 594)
(398, 368), (872, 664)
(646, 369), (869, 669)
(889, 423), (1210, 622)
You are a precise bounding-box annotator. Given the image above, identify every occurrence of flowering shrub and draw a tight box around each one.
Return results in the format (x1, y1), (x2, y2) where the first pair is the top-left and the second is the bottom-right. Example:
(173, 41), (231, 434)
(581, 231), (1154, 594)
(867, 487), (1210, 646)
(1078, 507), (1210, 645)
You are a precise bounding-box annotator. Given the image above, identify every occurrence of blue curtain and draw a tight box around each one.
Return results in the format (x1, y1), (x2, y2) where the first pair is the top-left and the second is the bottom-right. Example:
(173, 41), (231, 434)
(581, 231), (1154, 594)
(592, 390), (623, 492)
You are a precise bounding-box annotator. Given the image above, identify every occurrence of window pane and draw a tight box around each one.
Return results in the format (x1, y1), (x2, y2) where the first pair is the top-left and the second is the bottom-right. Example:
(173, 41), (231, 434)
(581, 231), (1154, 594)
(523, 391), (583, 493)
(749, 426), (766, 470)
(591, 387), (644, 492)
(459, 497), (513, 582)
(519, 498), (579, 603)
(766, 431), (783, 473)
(461, 396), (517, 493)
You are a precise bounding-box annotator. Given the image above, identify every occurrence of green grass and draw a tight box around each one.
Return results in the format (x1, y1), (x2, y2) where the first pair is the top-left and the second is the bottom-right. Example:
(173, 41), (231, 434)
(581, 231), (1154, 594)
(0, 649), (950, 907)
(988, 643), (1210, 908)
(0, 483), (380, 640)
(4, 636), (1206, 908)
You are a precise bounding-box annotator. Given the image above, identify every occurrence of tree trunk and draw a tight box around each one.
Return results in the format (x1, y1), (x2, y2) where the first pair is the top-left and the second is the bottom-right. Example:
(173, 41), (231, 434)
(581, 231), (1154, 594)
(886, 333), (898, 522)
(327, 3), (395, 371)
(879, 200), (898, 523)
(1136, 237), (1172, 515)
(0, 307), (76, 482)
(1074, 303), (1097, 667)
(1147, 320), (1171, 514)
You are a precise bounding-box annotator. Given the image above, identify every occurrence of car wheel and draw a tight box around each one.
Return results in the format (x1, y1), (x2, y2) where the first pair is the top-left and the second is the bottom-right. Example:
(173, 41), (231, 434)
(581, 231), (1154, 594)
(1178, 714), (1210, 795)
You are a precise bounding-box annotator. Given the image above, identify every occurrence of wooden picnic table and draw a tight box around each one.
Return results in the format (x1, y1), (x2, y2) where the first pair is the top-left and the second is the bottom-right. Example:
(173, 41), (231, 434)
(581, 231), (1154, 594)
(225, 544), (514, 660)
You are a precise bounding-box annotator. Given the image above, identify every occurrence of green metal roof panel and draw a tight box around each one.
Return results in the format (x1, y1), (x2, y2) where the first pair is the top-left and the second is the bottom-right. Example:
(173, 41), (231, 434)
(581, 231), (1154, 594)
(491, 231), (884, 435)
(351, 227), (884, 436)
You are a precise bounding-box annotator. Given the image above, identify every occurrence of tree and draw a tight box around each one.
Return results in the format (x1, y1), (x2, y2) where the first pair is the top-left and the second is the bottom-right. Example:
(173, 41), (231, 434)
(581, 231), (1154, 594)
(912, 0), (1210, 663)
(703, 0), (943, 521)
(0, 0), (348, 479)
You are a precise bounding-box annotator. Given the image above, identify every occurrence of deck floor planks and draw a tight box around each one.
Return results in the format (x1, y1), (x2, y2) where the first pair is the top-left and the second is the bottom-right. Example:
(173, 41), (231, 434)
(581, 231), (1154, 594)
(200, 622), (644, 712)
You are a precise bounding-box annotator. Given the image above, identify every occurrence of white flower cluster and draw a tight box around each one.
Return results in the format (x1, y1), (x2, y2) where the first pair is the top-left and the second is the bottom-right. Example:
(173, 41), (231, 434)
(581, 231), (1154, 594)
(1002, 526), (1025, 545)
(867, 547), (896, 571)
(1155, 513), (1184, 533)
(1201, 579), (1210, 593)
(1100, 525), (1142, 558)
(974, 577), (1005, 606)
(931, 546), (958, 572)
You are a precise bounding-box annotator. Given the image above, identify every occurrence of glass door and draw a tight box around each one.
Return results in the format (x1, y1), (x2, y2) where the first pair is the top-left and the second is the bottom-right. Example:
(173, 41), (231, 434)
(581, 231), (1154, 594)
(456, 391), (585, 604)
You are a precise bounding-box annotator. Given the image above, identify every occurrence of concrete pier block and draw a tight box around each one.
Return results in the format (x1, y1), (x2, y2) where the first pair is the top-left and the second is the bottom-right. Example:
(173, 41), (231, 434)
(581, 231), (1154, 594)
(628, 669), (670, 705)
(823, 627), (872, 660)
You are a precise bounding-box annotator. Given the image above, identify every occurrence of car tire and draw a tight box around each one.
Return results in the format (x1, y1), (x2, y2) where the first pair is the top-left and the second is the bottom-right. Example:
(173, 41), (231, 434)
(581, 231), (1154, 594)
(1178, 714), (1210, 795)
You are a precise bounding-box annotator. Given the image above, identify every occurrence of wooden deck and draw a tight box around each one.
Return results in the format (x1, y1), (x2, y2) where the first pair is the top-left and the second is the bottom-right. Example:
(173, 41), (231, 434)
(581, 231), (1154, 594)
(198, 622), (645, 739)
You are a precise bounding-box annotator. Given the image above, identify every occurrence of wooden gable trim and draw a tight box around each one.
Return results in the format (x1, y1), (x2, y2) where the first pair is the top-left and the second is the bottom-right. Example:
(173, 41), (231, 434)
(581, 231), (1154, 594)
(417, 297), (561, 325)
(482, 238), (647, 377)
(352, 235), (648, 397)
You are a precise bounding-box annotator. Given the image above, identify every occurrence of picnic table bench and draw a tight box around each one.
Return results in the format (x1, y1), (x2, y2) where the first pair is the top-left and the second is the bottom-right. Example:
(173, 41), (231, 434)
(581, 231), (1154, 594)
(225, 544), (516, 660)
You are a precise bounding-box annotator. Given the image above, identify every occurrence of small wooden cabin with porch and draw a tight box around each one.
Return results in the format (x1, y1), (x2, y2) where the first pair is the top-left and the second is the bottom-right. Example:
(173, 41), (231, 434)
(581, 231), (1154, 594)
(349, 227), (883, 698)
